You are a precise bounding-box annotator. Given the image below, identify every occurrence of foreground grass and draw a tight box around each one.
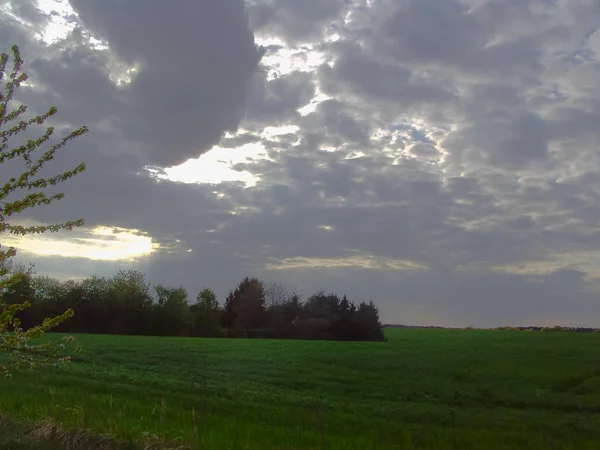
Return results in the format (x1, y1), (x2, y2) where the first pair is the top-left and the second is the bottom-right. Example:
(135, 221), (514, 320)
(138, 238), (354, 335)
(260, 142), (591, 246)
(1, 328), (600, 449)
(0, 414), (140, 450)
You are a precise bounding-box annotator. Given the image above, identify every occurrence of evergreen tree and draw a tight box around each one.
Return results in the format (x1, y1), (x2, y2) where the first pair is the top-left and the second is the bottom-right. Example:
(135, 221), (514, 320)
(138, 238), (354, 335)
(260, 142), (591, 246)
(222, 277), (266, 330)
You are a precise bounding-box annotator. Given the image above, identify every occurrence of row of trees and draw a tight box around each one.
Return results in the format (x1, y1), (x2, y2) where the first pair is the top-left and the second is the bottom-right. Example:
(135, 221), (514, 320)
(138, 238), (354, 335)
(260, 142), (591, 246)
(2, 265), (386, 341)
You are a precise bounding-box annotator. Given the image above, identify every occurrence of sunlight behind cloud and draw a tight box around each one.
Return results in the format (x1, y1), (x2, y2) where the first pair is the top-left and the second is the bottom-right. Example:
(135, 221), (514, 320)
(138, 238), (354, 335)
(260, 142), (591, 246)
(33, 0), (108, 49)
(261, 125), (300, 138)
(257, 37), (326, 80)
(297, 92), (332, 116)
(35, 0), (78, 43)
(1, 225), (158, 261)
(155, 142), (272, 187)
(255, 36), (333, 116)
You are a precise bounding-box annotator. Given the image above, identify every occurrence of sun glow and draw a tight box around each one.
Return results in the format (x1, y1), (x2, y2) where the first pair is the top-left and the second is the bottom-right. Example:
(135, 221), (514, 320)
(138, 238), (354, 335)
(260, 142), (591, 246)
(154, 142), (273, 187)
(1, 224), (158, 261)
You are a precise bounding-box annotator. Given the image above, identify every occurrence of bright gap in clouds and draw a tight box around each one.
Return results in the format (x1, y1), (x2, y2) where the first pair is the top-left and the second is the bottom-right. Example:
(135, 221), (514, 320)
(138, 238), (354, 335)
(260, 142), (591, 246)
(256, 36), (327, 80)
(256, 36), (333, 115)
(34, 0), (107, 49)
(156, 143), (265, 187)
(35, 0), (78, 43)
(156, 126), (300, 187)
(2, 225), (158, 261)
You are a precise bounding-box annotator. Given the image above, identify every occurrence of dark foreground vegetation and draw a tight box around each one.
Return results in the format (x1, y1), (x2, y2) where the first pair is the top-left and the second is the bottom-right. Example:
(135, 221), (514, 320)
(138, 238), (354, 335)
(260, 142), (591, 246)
(2, 265), (385, 341)
(2, 328), (600, 449)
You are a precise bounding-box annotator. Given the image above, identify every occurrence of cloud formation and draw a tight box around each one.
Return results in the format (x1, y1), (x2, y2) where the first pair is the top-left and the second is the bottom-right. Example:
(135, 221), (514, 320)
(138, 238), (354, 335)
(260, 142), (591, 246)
(2, 0), (600, 327)
(4, 0), (264, 167)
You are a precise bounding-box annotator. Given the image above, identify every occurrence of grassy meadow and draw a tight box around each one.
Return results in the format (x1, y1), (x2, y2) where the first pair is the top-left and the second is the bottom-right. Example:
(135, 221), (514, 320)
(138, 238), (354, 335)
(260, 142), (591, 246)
(2, 328), (600, 449)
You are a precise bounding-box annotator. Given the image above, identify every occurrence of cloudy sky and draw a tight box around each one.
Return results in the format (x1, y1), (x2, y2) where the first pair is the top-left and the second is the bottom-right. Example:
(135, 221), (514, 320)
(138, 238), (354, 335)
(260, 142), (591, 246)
(1, 0), (600, 327)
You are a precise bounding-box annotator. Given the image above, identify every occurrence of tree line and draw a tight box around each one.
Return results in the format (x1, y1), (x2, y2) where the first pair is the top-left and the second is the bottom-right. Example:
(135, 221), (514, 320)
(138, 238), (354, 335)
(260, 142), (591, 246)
(2, 265), (386, 342)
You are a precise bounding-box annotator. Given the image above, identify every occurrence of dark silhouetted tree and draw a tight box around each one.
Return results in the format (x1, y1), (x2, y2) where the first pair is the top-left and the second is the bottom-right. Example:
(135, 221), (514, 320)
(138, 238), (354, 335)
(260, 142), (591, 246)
(153, 285), (191, 336)
(109, 270), (153, 335)
(191, 287), (221, 337)
(222, 277), (266, 330)
(355, 300), (386, 341)
(264, 281), (291, 331)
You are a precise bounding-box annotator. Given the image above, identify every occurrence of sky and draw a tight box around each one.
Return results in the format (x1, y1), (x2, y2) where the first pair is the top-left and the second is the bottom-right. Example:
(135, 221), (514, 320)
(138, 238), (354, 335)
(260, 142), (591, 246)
(1, 0), (600, 328)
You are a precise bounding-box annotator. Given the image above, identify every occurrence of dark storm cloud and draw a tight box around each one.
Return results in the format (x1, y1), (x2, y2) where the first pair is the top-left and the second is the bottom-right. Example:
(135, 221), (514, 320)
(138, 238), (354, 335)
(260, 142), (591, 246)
(6, 0), (264, 167)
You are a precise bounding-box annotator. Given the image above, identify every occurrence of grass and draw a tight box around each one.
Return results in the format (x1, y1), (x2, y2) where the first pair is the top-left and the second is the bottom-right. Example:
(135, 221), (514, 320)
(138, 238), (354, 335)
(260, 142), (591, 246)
(2, 328), (600, 449)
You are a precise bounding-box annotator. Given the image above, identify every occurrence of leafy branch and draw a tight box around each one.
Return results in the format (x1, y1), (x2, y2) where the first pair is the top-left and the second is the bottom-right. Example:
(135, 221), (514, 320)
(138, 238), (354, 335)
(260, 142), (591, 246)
(0, 44), (88, 378)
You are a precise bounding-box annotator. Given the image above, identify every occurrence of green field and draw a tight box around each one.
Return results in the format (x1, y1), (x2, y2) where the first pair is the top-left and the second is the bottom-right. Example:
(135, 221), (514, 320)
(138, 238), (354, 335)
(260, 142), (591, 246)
(2, 328), (600, 449)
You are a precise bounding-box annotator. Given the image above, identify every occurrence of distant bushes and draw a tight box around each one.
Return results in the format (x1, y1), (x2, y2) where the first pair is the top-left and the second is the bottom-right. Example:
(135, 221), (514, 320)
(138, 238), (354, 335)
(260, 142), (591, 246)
(2, 266), (385, 342)
(494, 326), (521, 331)
(384, 324), (600, 333)
(493, 325), (599, 333)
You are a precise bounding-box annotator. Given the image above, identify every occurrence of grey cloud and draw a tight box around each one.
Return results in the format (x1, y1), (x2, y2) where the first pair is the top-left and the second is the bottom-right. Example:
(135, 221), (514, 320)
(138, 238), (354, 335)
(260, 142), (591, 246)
(314, 0), (600, 175)
(498, 215), (535, 231)
(408, 143), (440, 161)
(247, 0), (349, 44)
(548, 102), (600, 141)
(372, 0), (545, 80)
(0, 7), (41, 55)
(12, 126), (600, 326)
(245, 70), (315, 124)
(11, 0), (264, 167)
(7, 0), (50, 28)
(215, 144), (538, 271)
(319, 43), (457, 110)
(26, 41), (121, 126)
(297, 99), (371, 149)
(11, 137), (234, 251)
(389, 267), (600, 328)
(443, 111), (551, 170)
(4, 0), (600, 327)
(378, 0), (485, 68)
(219, 132), (262, 148)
